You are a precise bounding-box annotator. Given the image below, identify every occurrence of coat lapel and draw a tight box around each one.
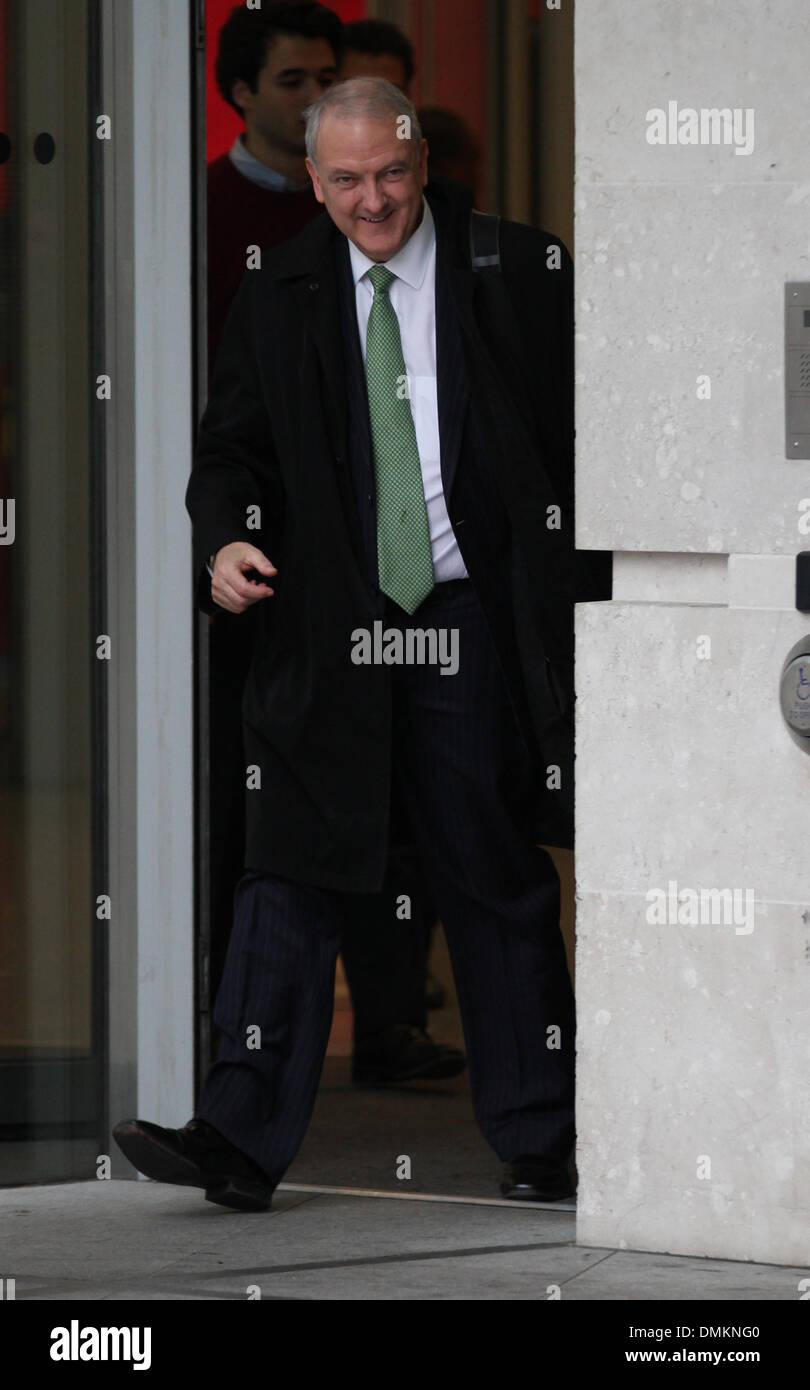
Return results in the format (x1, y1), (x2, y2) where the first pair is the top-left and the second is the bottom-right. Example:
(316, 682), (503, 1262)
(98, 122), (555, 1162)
(279, 219), (368, 573)
(435, 261), (472, 502)
(290, 250), (348, 462)
(430, 190), (473, 503)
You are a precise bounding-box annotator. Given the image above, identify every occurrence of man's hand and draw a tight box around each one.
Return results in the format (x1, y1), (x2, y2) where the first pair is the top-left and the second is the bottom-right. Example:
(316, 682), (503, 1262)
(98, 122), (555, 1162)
(210, 542), (277, 614)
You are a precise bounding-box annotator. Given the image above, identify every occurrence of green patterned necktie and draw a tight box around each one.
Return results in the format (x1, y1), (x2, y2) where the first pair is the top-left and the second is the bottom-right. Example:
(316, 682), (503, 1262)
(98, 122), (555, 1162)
(365, 263), (435, 614)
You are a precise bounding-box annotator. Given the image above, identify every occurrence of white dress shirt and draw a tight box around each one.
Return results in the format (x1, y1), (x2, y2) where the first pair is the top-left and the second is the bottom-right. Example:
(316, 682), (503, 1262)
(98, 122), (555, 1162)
(347, 198), (467, 582)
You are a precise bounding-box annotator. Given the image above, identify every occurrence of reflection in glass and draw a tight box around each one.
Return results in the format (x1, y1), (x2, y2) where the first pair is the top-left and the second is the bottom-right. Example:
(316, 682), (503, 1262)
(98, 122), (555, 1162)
(0, 0), (101, 1185)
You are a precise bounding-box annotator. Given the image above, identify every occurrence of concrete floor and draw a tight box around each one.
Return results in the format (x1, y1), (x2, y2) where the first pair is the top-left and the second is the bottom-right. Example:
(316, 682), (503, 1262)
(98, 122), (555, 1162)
(0, 1178), (804, 1300)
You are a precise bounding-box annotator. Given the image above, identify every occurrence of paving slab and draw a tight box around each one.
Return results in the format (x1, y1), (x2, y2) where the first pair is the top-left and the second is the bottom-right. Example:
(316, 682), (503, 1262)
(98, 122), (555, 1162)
(0, 1179), (802, 1301)
(559, 1249), (810, 1301)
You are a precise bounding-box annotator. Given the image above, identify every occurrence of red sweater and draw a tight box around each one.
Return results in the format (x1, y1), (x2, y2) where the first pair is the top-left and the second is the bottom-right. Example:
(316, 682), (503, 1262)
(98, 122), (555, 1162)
(207, 153), (323, 373)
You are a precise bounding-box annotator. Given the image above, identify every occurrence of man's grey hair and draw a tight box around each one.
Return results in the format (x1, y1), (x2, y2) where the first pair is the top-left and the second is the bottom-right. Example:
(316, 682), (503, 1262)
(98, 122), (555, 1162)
(304, 76), (423, 167)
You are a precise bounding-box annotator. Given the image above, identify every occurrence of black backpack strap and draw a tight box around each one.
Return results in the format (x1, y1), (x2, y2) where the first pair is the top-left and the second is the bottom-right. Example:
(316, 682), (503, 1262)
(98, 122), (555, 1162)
(469, 208), (501, 272)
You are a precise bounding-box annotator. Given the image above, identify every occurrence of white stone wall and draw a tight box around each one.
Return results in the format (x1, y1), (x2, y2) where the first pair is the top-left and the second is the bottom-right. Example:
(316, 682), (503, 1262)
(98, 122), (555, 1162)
(574, 0), (810, 1264)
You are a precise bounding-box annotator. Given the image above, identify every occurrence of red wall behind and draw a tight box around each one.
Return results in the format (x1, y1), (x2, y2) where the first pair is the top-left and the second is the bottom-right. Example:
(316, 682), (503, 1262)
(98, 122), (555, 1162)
(206, 0), (367, 163)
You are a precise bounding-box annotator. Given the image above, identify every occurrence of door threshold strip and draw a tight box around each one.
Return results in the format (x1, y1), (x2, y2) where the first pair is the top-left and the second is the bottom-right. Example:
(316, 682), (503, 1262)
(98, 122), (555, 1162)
(277, 1181), (576, 1212)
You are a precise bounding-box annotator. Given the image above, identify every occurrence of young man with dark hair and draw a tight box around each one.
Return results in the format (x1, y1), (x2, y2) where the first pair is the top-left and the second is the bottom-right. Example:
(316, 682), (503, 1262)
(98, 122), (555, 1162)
(214, 0), (343, 119)
(207, 2), (342, 365)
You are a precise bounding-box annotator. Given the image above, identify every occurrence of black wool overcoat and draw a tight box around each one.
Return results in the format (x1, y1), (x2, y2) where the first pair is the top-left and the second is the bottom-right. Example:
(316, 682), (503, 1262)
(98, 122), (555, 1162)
(186, 179), (611, 893)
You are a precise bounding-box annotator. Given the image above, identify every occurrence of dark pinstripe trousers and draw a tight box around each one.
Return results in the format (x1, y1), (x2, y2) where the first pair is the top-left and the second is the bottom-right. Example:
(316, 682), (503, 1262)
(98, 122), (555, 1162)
(196, 581), (576, 1186)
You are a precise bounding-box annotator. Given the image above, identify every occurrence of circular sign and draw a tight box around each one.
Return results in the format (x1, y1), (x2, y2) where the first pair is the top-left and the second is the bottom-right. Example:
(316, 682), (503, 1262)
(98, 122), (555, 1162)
(780, 638), (810, 748)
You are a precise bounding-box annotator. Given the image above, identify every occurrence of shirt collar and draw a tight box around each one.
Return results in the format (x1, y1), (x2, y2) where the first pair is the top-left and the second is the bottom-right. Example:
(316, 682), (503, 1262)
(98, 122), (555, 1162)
(228, 133), (311, 193)
(348, 197), (434, 290)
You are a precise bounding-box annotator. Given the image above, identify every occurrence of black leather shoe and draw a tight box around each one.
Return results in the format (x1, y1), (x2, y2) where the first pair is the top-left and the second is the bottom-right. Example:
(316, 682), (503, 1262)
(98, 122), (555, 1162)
(112, 1117), (275, 1212)
(352, 1024), (466, 1085)
(500, 1154), (577, 1202)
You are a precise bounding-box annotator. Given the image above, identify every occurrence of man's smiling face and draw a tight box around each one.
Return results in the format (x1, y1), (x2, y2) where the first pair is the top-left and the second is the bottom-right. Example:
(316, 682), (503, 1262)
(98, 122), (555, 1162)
(306, 113), (428, 262)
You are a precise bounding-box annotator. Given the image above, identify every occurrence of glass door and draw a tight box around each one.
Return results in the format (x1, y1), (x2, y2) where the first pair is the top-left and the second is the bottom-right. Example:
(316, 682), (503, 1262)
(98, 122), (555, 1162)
(0, 0), (105, 1185)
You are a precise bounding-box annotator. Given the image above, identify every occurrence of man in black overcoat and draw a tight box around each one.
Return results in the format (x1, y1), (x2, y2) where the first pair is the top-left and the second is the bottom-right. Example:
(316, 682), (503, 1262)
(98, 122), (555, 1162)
(114, 77), (610, 1210)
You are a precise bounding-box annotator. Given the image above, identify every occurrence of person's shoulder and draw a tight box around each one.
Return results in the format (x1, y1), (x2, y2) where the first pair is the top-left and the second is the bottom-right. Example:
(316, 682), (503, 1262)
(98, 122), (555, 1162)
(427, 179), (571, 282)
(256, 208), (334, 280)
(207, 152), (236, 187)
(499, 218), (572, 278)
(207, 154), (244, 227)
(225, 210), (335, 320)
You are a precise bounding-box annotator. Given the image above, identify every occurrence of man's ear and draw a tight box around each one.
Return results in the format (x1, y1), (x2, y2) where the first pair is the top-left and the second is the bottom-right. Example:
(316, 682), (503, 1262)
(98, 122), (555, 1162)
(229, 78), (251, 117)
(306, 157), (324, 203)
(418, 138), (429, 186)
